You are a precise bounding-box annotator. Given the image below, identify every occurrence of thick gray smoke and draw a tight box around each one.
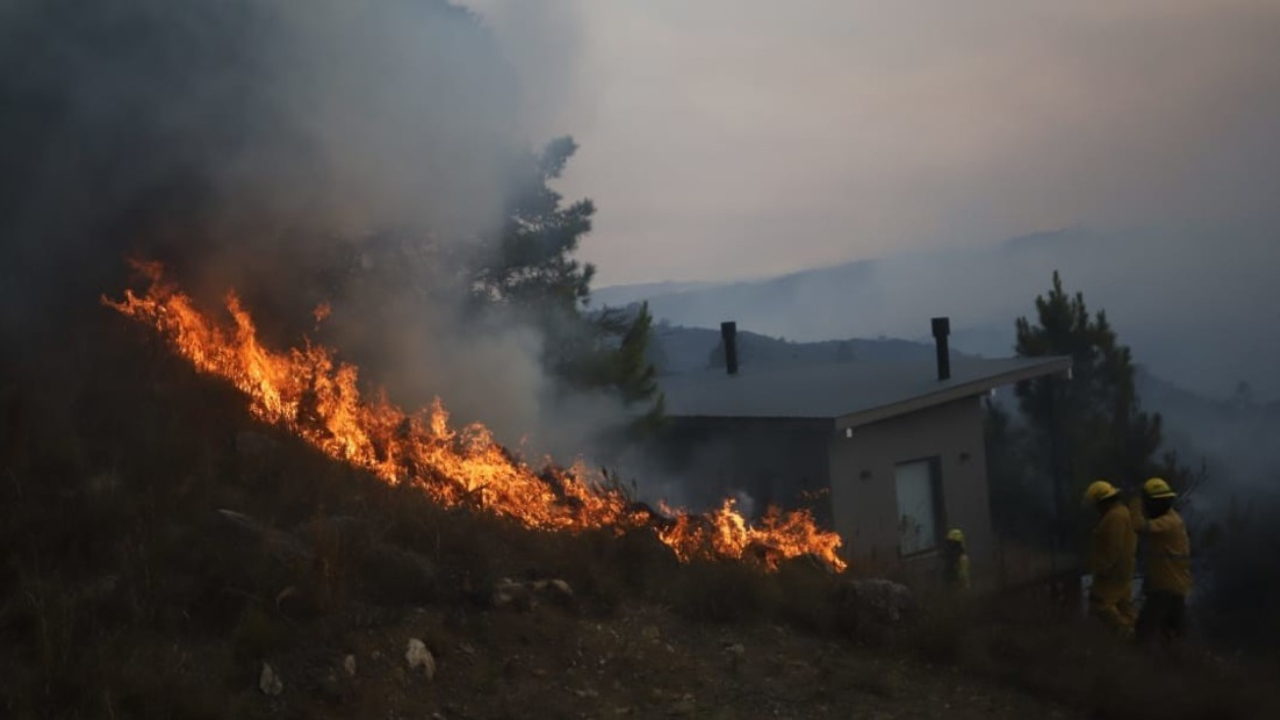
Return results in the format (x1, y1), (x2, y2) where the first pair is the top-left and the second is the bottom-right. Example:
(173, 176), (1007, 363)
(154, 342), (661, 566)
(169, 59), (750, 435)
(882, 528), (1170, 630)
(0, 0), (626, 458)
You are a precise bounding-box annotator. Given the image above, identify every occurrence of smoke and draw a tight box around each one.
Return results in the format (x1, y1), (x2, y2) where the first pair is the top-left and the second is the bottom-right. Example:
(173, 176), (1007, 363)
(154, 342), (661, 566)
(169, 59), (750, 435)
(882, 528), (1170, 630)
(459, 0), (589, 140)
(562, 0), (1280, 288)
(0, 0), (626, 459)
(602, 222), (1280, 402)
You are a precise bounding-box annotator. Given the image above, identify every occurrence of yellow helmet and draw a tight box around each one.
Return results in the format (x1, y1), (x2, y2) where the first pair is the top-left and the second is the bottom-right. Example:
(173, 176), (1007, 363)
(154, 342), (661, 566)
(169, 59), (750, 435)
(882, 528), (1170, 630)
(1142, 477), (1177, 500)
(1083, 480), (1120, 505)
(946, 528), (965, 545)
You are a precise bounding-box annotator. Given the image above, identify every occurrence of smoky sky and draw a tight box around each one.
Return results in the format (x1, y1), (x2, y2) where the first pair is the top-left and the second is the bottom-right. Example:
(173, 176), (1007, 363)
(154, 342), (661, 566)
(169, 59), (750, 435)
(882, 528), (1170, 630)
(0, 0), (627, 456)
(476, 0), (1280, 286)
(0, 0), (530, 306)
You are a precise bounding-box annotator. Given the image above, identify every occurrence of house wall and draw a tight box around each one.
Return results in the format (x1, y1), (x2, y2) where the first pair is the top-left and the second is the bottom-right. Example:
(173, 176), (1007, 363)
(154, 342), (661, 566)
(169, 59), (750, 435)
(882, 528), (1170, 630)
(827, 395), (993, 584)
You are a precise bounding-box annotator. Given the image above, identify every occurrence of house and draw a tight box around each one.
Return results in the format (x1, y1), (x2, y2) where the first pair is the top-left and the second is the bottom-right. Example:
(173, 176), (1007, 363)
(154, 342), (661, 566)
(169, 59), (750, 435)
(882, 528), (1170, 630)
(650, 319), (1071, 584)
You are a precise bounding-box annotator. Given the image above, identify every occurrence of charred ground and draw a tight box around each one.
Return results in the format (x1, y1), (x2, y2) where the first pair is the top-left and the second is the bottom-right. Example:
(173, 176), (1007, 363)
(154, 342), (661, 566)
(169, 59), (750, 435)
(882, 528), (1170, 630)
(1, 309), (1276, 720)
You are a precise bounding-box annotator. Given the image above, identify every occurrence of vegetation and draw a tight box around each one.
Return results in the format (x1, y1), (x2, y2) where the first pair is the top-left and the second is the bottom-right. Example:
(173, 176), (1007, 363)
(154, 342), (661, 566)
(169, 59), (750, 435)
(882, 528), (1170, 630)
(471, 136), (663, 433)
(988, 271), (1197, 546)
(2, 324), (1274, 718)
(306, 137), (663, 436)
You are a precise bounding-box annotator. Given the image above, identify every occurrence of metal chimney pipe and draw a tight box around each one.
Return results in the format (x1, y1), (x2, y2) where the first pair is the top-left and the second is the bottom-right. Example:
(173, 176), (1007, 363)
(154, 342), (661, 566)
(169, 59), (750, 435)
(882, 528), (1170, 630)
(720, 321), (739, 376)
(931, 317), (951, 381)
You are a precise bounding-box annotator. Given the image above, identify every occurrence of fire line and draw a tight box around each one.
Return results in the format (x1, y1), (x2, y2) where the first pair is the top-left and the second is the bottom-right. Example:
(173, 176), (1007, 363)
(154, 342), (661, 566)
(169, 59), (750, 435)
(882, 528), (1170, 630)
(104, 261), (847, 573)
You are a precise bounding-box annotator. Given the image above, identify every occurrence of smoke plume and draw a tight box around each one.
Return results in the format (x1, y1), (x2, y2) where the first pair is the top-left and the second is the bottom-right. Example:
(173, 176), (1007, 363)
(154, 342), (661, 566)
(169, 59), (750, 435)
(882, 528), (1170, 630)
(0, 0), (620, 456)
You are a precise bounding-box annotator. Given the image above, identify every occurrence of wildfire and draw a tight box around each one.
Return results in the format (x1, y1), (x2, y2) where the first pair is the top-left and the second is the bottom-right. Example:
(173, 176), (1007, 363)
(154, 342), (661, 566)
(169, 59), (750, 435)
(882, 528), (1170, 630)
(104, 262), (847, 572)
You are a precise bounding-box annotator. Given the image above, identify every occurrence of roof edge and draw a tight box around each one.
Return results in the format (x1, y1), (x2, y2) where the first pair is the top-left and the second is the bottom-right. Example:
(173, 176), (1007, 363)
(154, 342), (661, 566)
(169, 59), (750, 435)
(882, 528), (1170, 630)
(835, 356), (1072, 430)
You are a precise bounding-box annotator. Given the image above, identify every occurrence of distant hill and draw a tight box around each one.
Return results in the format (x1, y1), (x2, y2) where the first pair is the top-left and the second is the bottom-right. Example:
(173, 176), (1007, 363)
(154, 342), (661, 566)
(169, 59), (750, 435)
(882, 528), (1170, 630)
(1134, 370), (1280, 503)
(586, 280), (724, 309)
(648, 323), (949, 376)
(595, 224), (1280, 402)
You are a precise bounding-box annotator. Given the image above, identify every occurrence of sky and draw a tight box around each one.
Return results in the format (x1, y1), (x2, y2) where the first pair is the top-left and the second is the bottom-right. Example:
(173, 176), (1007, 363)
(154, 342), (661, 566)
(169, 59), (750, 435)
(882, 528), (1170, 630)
(465, 0), (1280, 287)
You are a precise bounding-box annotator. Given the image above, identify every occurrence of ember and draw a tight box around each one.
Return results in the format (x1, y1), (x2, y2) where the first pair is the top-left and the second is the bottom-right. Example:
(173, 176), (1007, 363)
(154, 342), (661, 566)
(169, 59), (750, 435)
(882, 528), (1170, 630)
(105, 261), (847, 572)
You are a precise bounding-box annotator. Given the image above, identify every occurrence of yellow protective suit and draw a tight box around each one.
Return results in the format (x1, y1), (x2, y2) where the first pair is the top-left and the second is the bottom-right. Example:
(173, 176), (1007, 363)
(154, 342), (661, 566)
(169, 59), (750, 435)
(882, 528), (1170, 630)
(955, 553), (971, 593)
(1089, 502), (1138, 632)
(1130, 503), (1193, 596)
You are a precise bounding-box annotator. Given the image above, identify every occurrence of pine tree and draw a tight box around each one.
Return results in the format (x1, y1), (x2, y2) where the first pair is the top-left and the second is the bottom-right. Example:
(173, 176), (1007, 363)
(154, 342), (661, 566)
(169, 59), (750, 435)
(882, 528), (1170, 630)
(472, 137), (663, 424)
(1012, 271), (1177, 543)
(472, 136), (596, 312)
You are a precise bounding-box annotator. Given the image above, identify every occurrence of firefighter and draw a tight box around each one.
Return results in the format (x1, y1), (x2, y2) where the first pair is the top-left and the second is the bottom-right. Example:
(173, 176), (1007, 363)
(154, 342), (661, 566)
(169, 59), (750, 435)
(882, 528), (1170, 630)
(1129, 477), (1193, 647)
(1083, 480), (1137, 636)
(943, 528), (970, 593)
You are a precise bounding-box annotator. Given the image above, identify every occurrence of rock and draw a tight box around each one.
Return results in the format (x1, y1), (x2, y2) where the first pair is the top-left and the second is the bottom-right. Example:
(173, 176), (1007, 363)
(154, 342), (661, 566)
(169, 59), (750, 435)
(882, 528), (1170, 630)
(491, 579), (536, 612)
(406, 638), (437, 681)
(843, 578), (916, 626)
(259, 663), (283, 696)
(724, 643), (746, 674)
(343, 654), (357, 677)
(491, 577), (577, 612)
(723, 642), (746, 669)
(542, 578), (576, 609)
(531, 578), (573, 599)
(640, 625), (661, 643)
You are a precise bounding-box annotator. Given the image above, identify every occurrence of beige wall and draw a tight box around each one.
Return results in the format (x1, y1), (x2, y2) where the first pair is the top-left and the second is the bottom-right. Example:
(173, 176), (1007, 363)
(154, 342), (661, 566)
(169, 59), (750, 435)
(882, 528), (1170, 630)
(827, 396), (993, 584)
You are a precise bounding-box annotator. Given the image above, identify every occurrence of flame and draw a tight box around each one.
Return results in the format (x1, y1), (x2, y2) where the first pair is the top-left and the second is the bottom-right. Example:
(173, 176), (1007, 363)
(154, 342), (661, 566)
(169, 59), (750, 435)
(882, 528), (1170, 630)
(312, 302), (332, 329)
(104, 261), (847, 572)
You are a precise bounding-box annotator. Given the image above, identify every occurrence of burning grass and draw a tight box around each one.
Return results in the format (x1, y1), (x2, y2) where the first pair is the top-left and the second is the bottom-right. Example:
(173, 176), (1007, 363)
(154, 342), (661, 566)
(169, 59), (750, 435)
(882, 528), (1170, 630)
(4, 305), (1278, 719)
(0, 318), (855, 716)
(103, 261), (846, 573)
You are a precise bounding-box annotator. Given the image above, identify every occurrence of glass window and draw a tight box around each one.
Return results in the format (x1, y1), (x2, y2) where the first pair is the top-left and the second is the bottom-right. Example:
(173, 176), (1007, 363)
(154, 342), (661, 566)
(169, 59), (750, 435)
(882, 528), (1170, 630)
(895, 458), (942, 555)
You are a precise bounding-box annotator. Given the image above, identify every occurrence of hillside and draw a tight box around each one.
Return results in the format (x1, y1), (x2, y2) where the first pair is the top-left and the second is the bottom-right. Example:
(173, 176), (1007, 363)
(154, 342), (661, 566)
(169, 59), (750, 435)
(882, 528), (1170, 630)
(3, 307), (1276, 719)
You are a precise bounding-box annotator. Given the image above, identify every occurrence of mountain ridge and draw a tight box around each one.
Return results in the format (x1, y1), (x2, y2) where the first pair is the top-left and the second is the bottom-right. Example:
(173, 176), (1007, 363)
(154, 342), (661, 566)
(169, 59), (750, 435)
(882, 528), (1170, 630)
(594, 225), (1279, 402)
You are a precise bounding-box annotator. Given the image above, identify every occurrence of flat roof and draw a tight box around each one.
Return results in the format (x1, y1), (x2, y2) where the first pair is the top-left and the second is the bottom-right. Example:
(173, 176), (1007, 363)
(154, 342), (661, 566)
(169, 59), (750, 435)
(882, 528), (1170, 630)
(656, 355), (1072, 430)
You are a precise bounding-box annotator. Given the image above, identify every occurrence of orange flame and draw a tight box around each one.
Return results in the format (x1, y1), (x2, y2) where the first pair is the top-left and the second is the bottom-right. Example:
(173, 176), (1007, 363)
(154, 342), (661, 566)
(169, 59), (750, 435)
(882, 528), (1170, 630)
(104, 262), (847, 572)
(312, 302), (332, 329)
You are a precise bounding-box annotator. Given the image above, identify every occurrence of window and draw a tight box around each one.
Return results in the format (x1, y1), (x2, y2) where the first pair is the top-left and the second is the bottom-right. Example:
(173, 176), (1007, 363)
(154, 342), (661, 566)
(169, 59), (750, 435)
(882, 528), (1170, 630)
(894, 458), (943, 556)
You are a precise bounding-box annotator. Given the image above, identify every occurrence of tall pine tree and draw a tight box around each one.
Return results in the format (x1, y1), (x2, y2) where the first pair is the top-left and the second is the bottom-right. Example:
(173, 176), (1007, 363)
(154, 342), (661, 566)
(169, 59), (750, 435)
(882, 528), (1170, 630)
(472, 137), (663, 425)
(1009, 271), (1182, 544)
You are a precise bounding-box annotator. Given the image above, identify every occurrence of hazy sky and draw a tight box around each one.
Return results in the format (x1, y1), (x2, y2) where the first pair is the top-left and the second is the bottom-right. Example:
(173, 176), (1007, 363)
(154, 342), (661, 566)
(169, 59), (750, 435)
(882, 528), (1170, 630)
(466, 0), (1280, 286)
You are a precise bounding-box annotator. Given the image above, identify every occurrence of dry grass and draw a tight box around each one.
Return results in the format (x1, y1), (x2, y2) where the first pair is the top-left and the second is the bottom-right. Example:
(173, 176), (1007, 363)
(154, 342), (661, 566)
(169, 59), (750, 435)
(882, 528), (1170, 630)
(3, 314), (1278, 719)
(908, 600), (1280, 720)
(0, 314), (857, 715)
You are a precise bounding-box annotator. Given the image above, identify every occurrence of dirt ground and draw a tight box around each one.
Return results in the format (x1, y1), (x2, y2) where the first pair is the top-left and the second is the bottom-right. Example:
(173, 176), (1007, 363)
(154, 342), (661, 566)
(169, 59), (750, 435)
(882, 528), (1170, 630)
(145, 601), (1083, 720)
